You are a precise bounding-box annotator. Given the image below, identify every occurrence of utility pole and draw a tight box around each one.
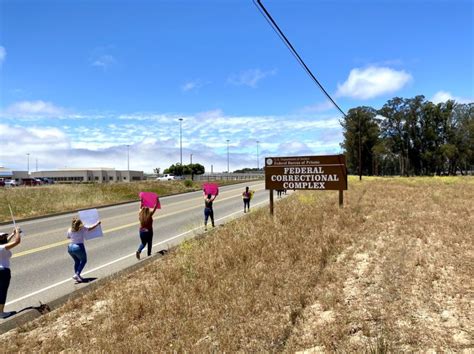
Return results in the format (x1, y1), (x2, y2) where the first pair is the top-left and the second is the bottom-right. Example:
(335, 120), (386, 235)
(26, 153), (30, 174)
(256, 140), (260, 170)
(226, 139), (230, 173)
(127, 145), (130, 172)
(190, 153), (193, 164)
(358, 115), (362, 181)
(179, 118), (183, 166)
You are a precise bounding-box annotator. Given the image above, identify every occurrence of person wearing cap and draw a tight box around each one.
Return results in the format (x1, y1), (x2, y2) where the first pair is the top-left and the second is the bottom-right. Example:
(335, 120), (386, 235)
(67, 217), (101, 283)
(0, 227), (21, 318)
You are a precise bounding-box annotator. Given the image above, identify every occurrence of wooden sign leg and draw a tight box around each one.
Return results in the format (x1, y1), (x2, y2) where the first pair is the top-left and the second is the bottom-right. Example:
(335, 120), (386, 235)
(269, 189), (274, 216)
(339, 190), (343, 207)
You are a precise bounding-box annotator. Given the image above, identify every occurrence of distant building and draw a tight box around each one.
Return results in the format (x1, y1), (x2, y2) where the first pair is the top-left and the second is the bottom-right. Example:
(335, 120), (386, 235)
(30, 168), (144, 183)
(0, 167), (29, 183)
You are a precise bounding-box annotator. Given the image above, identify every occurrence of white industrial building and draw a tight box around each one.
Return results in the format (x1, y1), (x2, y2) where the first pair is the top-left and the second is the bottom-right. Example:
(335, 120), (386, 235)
(31, 168), (144, 183)
(1, 166), (144, 184)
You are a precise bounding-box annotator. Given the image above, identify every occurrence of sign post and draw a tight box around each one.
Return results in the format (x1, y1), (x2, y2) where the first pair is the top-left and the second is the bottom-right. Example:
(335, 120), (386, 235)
(269, 189), (274, 215)
(265, 154), (347, 214)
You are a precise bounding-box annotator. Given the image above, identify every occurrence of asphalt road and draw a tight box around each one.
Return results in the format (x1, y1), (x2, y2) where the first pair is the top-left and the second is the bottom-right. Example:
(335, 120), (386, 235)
(1, 181), (273, 317)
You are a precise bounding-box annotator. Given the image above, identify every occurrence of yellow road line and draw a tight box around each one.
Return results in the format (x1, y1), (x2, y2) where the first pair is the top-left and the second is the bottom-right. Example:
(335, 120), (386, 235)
(12, 186), (265, 258)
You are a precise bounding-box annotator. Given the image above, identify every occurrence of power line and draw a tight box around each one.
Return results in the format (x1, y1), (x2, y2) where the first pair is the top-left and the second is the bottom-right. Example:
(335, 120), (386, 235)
(253, 0), (346, 117)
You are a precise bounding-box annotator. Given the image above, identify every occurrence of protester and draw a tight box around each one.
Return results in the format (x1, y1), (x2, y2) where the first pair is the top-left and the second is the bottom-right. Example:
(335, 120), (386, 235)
(204, 193), (216, 231)
(67, 217), (101, 282)
(136, 198), (159, 259)
(0, 227), (21, 318)
(242, 186), (251, 213)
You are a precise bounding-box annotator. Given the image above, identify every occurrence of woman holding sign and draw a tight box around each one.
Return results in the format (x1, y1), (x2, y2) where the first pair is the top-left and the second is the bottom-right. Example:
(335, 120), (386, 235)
(204, 193), (216, 231)
(136, 197), (159, 259)
(67, 218), (101, 283)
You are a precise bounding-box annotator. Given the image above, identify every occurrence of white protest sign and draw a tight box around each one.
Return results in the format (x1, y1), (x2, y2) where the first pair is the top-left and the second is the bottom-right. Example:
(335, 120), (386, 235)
(78, 209), (103, 240)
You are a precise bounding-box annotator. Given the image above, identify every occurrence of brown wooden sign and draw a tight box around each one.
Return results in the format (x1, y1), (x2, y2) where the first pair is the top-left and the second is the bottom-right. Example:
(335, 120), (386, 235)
(265, 155), (347, 191)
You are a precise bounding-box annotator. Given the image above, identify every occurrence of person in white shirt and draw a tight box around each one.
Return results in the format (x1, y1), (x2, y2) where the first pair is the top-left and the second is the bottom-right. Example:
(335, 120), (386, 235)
(67, 218), (101, 283)
(0, 227), (21, 318)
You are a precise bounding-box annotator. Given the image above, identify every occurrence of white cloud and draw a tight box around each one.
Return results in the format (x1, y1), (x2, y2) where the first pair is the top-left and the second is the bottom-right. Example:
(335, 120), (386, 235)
(431, 91), (473, 104)
(4, 100), (66, 118)
(91, 54), (116, 69)
(0, 46), (6, 64)
(0, 108), (345, 173)
(336, 66), (412, 99)
(181, 80), (206, 92)
(228, 68), (276, 88)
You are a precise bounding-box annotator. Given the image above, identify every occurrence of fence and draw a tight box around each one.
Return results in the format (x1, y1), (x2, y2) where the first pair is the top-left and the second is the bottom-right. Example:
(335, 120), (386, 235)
(184, 173), (264, 181)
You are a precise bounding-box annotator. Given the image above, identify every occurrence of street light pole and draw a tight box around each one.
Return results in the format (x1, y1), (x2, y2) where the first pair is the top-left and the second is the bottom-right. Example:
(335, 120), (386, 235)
(226, 139), (230, 173)
(358, 115), (362, 181)
(256, 140), (260, 170)
(26, 153), (30, 174)
(179, 118), (183, 166)
(190, 153), (193, 165)
(127, 145), (130, 172)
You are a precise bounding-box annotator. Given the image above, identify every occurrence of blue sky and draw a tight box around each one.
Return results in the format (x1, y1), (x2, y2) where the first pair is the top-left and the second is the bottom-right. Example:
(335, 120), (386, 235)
(1, 0), (473, 173)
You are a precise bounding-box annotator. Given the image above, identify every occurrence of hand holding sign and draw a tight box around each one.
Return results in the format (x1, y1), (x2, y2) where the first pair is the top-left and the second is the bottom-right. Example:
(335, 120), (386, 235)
(203, 183), (219, 196)
(78, 209), (103, 240)
(139, 192), (161, 209)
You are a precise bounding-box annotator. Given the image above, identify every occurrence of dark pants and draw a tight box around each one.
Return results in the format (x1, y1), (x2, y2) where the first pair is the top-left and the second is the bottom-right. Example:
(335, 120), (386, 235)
(138, 229), (153, 256)
(243, 198), (250, 211)
(0, 268), (11, 305)
(68, 243), (87, 276)
(204, 207), (214, 227)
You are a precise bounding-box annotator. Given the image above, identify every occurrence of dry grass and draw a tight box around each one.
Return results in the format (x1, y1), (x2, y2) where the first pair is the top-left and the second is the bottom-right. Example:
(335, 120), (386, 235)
(0, 179), (247, 222)
(1, 176), (472, 352)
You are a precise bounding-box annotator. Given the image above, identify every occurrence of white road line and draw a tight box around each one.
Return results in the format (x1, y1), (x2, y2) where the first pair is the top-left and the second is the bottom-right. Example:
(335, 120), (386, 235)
(5, 200), (268, 307)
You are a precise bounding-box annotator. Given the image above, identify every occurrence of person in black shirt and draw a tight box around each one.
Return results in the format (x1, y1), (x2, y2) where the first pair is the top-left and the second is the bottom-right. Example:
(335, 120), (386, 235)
(204, 193), (216, 231)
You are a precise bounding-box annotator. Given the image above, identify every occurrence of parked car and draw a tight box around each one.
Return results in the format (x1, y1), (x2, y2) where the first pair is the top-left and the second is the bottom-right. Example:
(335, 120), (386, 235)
(4, 180), (18, 187)
(22, 178), (40, 186)
(156, 174), (177, 181)
(0, 180), (5, 187)
(38, 177), (55, 184)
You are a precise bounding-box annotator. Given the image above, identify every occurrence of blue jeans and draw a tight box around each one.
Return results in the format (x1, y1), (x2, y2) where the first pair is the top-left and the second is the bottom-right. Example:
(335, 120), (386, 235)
(138, 229), (153, 256)
(204, 207), (214, 227)
(68, 243), (87, 276)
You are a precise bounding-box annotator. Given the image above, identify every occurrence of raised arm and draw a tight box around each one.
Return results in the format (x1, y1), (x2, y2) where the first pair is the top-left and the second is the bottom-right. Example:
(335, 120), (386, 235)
(86, 220), (101, 231)
(150, 198), (159, 216)
(5, 227), (21, 250)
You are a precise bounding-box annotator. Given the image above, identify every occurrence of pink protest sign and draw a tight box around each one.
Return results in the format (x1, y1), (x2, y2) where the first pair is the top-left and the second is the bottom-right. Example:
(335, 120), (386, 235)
(203, 183), (219, 196)
(139, 192), (161, 209)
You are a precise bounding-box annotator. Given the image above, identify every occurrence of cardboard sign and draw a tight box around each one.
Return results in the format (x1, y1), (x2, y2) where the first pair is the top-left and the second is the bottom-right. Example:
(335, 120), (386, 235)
(139, 192), (161, 209)
(203, 183), (219, 196)
(78, 209), (103, 240)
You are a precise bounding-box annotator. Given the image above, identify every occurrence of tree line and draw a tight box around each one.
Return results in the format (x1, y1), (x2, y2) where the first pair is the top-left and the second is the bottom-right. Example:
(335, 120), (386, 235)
(341, 96), (473, 176)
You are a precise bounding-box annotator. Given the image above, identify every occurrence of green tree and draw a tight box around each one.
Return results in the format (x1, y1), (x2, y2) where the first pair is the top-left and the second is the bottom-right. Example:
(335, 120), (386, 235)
(340, 106), (381, 176)
(164, 163), (205, 177)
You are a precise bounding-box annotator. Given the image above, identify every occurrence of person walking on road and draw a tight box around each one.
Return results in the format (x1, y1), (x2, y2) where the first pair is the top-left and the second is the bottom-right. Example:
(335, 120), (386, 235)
(67, 218), (101, 283)
(136, 198), (159, 259)
(204, 193), (216, 231)
(0, 227), (21, 319)
(242, 186), (252, 213)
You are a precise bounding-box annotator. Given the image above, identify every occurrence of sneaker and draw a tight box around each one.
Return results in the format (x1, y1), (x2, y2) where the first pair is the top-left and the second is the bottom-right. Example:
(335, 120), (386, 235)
(0, 311), (14, 319)
(72, 274), (83, 283)
(136, 251), (140, 260)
